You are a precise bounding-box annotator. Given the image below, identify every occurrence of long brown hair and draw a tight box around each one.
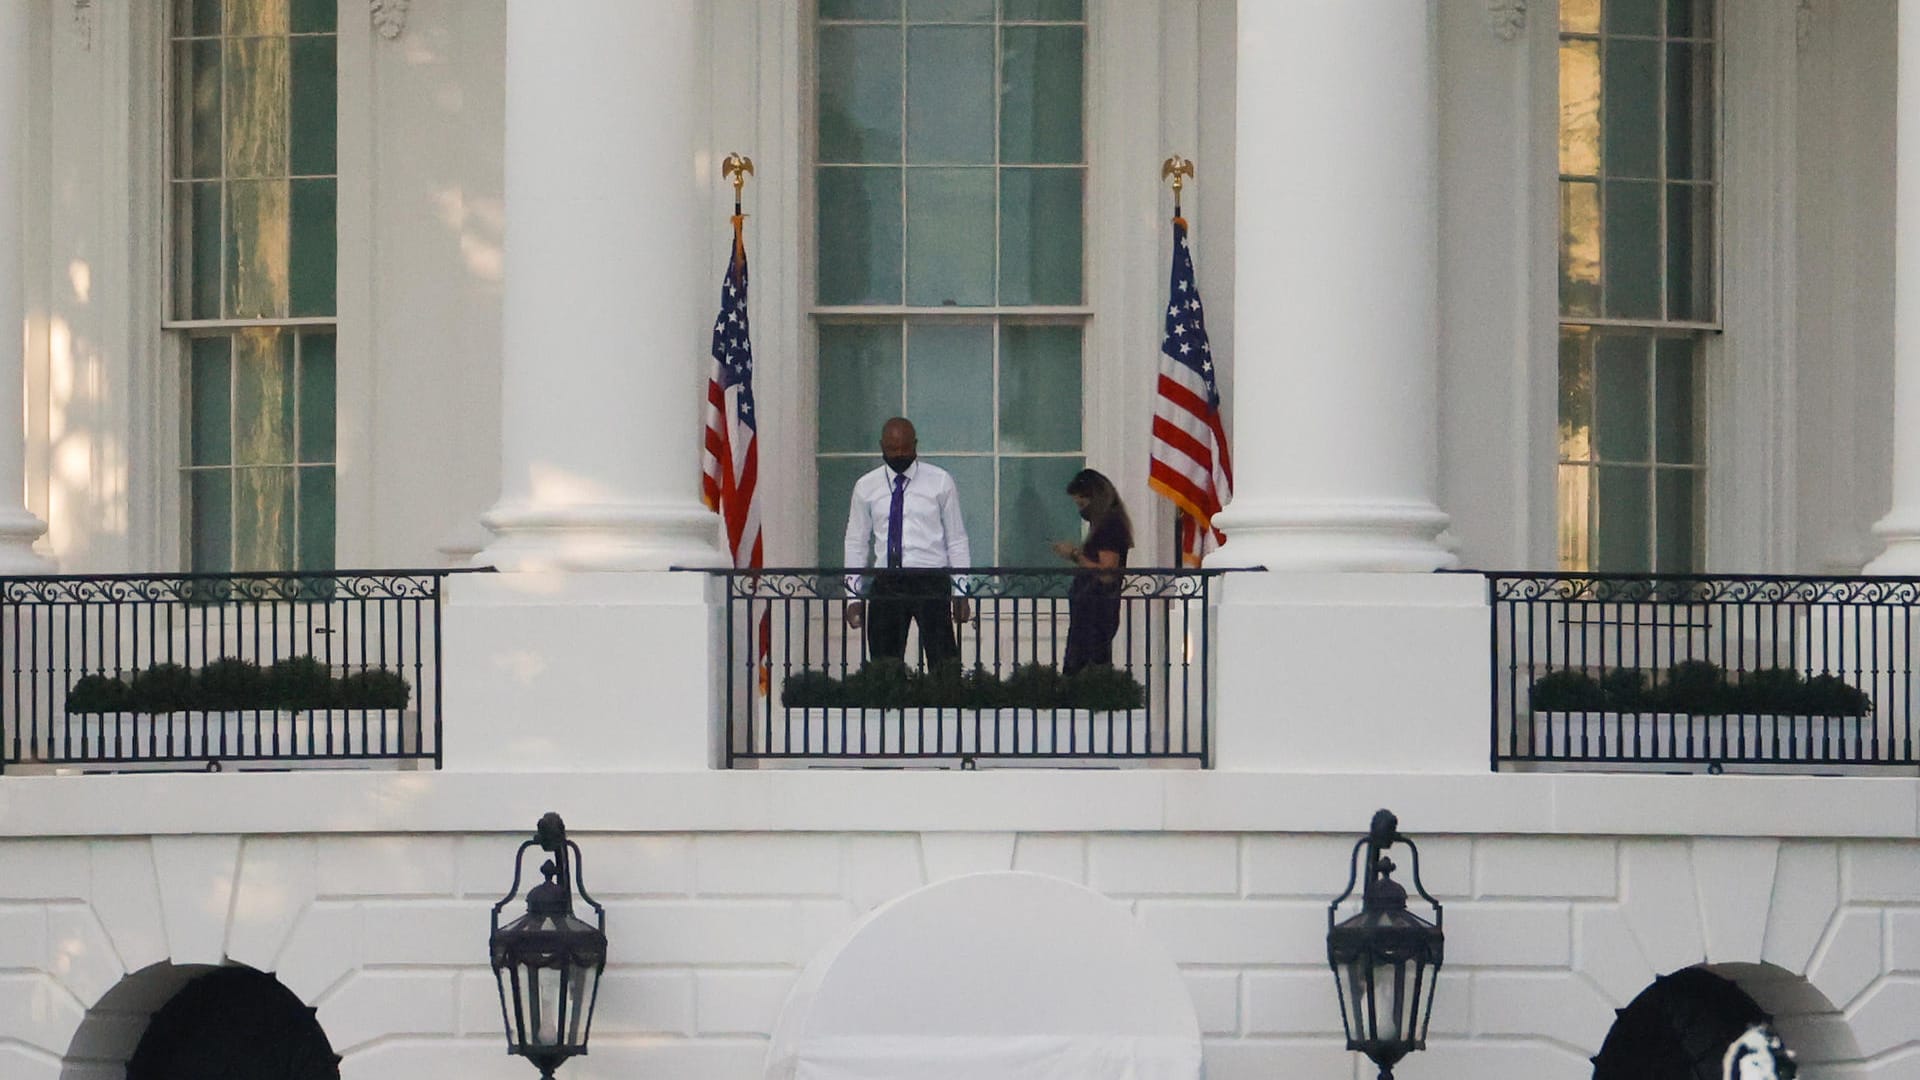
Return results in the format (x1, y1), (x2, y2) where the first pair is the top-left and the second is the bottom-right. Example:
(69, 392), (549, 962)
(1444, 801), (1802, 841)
(1066, 468), (1133, 549)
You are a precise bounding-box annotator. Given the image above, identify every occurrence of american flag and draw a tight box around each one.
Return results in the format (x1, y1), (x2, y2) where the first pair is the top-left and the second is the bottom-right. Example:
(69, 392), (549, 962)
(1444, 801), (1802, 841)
(1148, 216), (1233, 566)
(702, 214), (768, 689)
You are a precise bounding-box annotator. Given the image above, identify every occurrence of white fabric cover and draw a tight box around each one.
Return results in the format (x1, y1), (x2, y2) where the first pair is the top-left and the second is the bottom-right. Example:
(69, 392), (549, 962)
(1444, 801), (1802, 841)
(766, 872), (1203, 1080)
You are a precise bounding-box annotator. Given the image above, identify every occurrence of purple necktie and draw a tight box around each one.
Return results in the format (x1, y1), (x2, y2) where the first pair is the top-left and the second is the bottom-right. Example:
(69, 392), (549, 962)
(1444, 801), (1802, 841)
(886, 473), (906, 568)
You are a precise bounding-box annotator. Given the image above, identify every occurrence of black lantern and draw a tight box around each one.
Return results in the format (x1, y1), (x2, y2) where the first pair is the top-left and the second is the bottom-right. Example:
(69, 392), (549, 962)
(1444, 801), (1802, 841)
(1327, 809), (1445, 1080)
(490, 812), (607, 1079)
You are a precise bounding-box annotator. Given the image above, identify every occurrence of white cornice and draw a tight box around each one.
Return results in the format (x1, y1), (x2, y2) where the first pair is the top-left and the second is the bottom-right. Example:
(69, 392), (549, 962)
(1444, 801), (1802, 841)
(371, 0), (409, 40)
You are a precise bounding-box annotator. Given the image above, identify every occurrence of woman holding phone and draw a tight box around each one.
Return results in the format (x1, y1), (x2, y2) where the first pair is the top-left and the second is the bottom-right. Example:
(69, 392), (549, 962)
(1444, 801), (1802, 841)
(1050, 469), (1134, 675)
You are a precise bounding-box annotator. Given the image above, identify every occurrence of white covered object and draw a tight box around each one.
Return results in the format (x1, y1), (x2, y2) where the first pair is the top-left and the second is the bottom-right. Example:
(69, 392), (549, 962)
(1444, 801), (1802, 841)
(766, 872), (1202, 1080)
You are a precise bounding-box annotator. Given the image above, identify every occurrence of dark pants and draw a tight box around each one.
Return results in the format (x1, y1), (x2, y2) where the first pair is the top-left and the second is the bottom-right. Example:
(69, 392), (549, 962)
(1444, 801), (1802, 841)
(1063, 592), (1122, 675)
(867, 572), (958, 665)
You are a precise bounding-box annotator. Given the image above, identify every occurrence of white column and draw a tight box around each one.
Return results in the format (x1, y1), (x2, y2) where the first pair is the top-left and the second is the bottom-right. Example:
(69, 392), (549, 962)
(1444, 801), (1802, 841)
(1208, 0), (1454, 572)
(1867, 0), (1920, 573)
(0, 3), (49, 573)
(477, 0), (722, 571)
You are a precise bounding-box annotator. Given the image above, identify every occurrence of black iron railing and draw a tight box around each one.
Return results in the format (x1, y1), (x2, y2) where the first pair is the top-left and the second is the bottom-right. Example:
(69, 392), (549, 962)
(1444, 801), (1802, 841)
(1489, 573), (1919, 771)
(712, 567), (1221, 766)
(1, 570), (455, 772)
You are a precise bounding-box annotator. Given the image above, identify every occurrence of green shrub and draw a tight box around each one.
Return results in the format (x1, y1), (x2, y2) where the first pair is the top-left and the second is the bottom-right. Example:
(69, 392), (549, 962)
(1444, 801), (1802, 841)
(1657, 659), (1730, 715)
(1731, 667), (1803, 714)
(128, 663), (195, 713)
(1801, 673), (1873, 717)
(1599, 668), (1649, 711)
(266, 656), (334, 710)
(196, 657), (266, 710)
(1004, 664), (1067, 710)
(1529, 670), (1604, 712)
(66, 673), (130, 714)
(781, 669), (841, 709)
(841, 659), (917, 710)
(1068, 664), (1146, 712)
(337, 669), (411, 709)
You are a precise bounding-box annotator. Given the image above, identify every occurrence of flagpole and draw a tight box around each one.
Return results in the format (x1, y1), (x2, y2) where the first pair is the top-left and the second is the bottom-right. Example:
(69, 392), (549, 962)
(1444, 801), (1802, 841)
(1161, 156), (1195, 566)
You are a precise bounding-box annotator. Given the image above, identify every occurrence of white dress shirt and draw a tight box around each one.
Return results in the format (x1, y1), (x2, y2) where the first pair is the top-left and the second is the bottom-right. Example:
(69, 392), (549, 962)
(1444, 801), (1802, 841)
(843, 460), (972, 595)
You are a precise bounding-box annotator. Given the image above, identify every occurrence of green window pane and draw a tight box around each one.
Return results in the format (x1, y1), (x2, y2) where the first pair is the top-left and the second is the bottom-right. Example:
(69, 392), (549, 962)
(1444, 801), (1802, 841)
(818, 323), (903, 452)
(234, 328), (295, 465)
(1596, 466), (1651, 573)
(1559, 180), (1601, 318)
(178, 181), (223, 320)
(817, 456), (878, 567)
(905, 169), (994, 306)
(190, 470), (233, 573)
(190, 337), (232, 466)
(1001, 27), (1083, 164)
(180, 0), (224, 36)
(1603, 39), (1659, 180)
(1604, 0), (1658, 36)
(1594, 334), (1650, 462)
(1655, 336), (1698, 464)
(224, 37), (289, 180)
(228, 0), (290, 35)
(999, 456), (1084, 568)
(1669, 0), (1712, 38)
(299, 331), (336, 462)
(1558, 326), (1593, 462)
(817, 167), (903, 305)
(298, 466), (334, 569)
(290, 36), (336, 176)
(227, 180), (291, 318)
(290, 179), (336, 316)
(1603, 180), (1660, 319)
(999, 324), (1080, 452)
(821, 0), (899, 18)
(905, 322), (992, 452)
(234, 466), (296, 572)
(999, 168), (1082, 304)
(1655, 470), (1699, 572)
(921, 455), (992, 563)
(290, 0), (335, 33)
(177, 41), (223, 180)
(1667, 184), (1712, 321)
(907, 0), (992, 19)
(1666, 43), (1712, 181)
(906, 27), (994, 164)
(818, 26), (902, 164)
(1003, 0), (1084, 19)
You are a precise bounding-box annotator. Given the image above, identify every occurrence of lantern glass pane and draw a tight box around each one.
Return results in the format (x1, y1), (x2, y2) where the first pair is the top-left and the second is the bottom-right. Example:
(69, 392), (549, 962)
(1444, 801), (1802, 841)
(536, 965), (563, 1045)
(1376, 959), (1406, 1043)
(566, 961), (594, 1045)
(1342, 958), (1371, 1042)
(515, 964), (540, 1049)
(495, 965), (522, 1050)
(1414, 958), (1439, 1043)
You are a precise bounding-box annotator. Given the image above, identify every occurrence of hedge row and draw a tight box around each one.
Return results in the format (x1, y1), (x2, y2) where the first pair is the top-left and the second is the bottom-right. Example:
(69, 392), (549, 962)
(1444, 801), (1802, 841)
(783, 660), (1145, 712)
(66, 656), (411, 714)
(1530, 660), (1871, 718)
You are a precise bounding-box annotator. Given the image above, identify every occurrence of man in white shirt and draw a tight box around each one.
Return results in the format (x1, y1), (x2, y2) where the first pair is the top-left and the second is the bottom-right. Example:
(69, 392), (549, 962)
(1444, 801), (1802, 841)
(843, 417), (972, 664)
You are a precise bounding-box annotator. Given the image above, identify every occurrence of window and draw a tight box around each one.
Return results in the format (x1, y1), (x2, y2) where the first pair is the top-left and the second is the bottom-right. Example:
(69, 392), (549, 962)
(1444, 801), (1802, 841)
(813, 0), (1086, 568)
(1556, 0), (1716, 572)
(169, 0), (336, 572)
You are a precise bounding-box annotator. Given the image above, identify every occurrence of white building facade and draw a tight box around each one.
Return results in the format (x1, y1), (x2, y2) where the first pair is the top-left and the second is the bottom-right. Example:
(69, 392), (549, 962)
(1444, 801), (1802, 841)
(6, 0), (1920, 1077)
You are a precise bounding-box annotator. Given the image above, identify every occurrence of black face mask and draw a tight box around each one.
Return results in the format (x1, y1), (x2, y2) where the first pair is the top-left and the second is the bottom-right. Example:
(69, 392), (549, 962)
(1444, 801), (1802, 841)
(1078, 503), (1096, 522)
(885, 454), (915, 474)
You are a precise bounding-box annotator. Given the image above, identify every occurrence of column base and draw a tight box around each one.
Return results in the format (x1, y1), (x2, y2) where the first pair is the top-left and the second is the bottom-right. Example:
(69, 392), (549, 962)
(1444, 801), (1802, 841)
(476, 500), (725, 572)
(1204, 498), (1458, 572)
(0, 507), (52, 574)
(1864, 510), (1920, 575)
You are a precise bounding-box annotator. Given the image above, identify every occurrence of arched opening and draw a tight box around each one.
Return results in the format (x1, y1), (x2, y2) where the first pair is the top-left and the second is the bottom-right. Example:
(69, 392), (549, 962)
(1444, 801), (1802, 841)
(1591, 964), (1859, 1079)
(63, 964), (338, 1080)
(1591, 968), (1769, 1080)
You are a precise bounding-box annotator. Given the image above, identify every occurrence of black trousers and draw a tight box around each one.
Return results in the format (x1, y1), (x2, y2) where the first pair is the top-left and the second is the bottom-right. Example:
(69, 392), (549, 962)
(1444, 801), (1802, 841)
(867, 571), (958, 665)
(1063, 592), (1122, 675)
